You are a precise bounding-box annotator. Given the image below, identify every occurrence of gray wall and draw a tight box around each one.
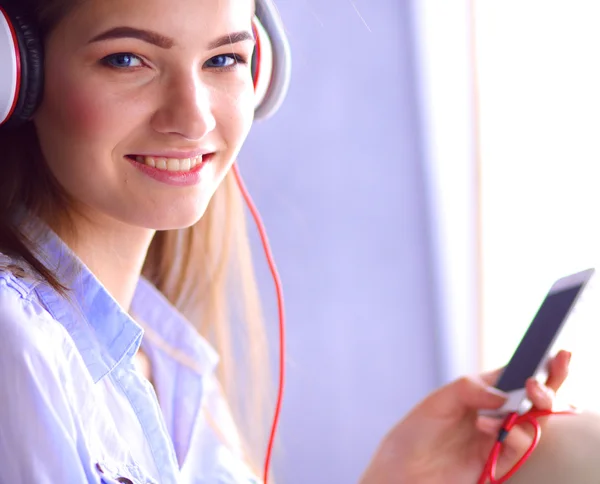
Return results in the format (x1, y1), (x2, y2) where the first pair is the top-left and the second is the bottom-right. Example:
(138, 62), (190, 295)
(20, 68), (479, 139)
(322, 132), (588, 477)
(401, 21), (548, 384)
(239, 1), (442, 482)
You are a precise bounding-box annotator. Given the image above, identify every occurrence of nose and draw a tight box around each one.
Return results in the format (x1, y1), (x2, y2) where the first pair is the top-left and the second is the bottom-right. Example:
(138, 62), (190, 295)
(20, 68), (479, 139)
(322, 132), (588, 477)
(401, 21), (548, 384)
(150, 74), (217, 140)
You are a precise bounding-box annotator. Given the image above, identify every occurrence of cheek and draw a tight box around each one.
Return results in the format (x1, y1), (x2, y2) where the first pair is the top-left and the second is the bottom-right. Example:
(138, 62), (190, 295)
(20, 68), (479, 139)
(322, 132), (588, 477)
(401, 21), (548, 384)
(44, 78), (118, 137)
(218, 87), (255, 147)
(33, 64), (138, 193)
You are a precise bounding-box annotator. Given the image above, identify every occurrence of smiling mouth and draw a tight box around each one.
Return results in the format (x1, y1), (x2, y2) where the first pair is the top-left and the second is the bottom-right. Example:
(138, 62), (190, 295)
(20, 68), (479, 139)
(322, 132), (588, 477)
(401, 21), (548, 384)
(126, 154), (205, 172)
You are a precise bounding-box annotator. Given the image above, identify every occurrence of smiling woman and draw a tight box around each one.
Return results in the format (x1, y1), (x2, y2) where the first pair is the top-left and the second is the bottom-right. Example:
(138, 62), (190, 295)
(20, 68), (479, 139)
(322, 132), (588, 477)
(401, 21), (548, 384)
(0, 0), (280, 482)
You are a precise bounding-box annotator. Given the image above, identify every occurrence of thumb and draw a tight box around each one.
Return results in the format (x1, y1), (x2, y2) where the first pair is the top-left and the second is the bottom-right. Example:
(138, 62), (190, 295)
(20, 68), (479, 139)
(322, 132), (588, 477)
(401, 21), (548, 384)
(425, 376), (508, 419)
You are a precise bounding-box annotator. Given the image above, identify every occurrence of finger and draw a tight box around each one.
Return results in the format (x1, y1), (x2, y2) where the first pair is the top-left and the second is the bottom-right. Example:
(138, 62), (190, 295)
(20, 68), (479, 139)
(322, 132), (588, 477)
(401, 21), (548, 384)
(545, 350), (571, 393)
(430, 376), (508, 418)
(476, 415), (536, 469)
(459, 376), (509, 410)
(526, 378), (555, 411)
(480, 350), (571, 393)
(476, 415), (539, 474)
(497, 421), (537, 464)
(476, 415), (503, 437)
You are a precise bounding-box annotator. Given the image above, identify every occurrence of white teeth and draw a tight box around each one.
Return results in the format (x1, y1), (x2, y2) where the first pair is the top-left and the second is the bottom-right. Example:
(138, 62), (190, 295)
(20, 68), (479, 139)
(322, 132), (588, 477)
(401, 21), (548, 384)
(166, 158), (179, 171)
(133, 155), (203, 172)
(156, 158), (167, 170)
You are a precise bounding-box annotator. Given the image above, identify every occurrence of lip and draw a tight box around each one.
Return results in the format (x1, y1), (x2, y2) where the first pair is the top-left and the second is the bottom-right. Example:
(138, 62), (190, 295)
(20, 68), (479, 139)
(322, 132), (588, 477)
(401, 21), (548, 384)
(129, 149), (215, 159)
(126, 153), (214, 187)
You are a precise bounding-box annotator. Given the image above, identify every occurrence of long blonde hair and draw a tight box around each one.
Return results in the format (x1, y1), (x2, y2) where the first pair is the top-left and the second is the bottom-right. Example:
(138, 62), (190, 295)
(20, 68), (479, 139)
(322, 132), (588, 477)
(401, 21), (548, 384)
(0, 0), (272, 473)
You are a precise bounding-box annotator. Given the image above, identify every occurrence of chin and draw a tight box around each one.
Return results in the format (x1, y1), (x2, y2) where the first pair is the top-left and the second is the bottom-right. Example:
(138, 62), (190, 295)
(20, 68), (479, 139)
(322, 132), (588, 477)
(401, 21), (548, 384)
(153, 206), (209, 231)
(115, 199), (212, 232)
(148, 215), (204, 231)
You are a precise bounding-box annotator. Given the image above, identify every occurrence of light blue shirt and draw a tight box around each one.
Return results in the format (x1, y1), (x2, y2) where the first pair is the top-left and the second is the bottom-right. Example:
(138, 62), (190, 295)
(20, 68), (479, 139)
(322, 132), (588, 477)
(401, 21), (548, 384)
(0, 217), (260, 483)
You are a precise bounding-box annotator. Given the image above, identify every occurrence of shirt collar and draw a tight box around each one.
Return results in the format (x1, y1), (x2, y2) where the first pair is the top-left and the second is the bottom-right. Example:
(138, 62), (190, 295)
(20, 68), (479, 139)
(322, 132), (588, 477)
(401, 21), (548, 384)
(21, 216), (143, 383)
(131, 278), (219, 377)
(17, 211), (218, 383)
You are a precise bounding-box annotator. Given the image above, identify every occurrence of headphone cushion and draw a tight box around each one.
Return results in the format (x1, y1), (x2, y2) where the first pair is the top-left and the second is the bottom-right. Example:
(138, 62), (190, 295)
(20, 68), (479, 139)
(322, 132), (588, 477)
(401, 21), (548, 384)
(4, 8), (43, 127)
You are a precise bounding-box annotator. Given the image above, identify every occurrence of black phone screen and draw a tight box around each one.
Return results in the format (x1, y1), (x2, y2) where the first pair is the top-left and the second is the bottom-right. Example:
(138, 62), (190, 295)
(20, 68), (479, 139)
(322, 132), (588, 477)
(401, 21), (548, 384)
(495, 284), (584, 392)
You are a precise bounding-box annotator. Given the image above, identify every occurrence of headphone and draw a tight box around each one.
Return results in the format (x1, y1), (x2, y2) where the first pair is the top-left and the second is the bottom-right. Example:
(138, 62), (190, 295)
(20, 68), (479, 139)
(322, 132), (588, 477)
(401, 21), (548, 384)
(0, 0), (291, 128)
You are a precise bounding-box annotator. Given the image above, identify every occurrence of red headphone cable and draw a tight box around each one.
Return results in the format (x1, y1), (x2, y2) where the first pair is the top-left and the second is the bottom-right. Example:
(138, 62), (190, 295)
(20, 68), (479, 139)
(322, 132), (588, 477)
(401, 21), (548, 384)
(234, 157), (583, 484)
(477, 407), (578, 484)
(232, 163), (285, 484)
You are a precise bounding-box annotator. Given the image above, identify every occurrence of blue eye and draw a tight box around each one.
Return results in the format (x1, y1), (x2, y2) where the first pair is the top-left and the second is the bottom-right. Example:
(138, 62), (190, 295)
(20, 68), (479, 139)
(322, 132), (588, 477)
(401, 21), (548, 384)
(205, 54), (240, 69)
(102, 53), (144, 69)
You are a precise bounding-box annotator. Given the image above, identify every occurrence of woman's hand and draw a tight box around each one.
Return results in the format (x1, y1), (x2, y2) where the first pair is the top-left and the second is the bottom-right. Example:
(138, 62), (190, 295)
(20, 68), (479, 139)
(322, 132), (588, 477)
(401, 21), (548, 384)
(359, 350), (571, 484)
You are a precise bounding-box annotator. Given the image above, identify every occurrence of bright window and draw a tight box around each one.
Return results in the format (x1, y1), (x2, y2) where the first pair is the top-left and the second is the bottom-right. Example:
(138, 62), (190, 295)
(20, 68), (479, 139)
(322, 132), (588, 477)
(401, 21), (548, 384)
(475, 1), (600, 409)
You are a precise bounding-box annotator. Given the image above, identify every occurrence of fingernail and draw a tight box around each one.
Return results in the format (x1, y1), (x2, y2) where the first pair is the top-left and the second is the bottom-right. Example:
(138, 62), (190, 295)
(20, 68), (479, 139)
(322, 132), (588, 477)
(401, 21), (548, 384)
(567, 351), (573, 364)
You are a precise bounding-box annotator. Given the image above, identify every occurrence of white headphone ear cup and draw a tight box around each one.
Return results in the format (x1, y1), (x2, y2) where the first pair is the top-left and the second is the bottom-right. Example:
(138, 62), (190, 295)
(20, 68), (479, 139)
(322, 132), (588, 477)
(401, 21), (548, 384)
(254, 0), (291, 121)
(0, 4), (43, 128)
(253, 17), (273, 114)
(0, 6), (20, 125)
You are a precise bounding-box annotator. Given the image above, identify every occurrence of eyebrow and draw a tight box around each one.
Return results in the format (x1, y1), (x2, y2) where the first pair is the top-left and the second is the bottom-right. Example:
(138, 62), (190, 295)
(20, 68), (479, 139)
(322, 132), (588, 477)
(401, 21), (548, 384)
(208, 31), (255, 49)
(88, 27), (255, 50)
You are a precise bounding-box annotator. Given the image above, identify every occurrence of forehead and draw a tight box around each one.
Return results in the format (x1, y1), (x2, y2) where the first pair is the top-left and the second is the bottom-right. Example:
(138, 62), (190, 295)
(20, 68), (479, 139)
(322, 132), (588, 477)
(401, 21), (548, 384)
(65, 0), (254, 41)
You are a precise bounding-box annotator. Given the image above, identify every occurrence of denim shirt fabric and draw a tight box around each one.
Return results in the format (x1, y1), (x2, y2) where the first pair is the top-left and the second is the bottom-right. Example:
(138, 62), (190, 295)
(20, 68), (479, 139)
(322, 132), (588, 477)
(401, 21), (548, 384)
(0, 218), (260, 483)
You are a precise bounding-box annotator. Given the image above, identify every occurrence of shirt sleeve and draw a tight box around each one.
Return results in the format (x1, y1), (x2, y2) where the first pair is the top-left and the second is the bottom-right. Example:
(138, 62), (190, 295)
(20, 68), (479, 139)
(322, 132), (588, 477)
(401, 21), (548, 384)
(0, 280), (102, 484)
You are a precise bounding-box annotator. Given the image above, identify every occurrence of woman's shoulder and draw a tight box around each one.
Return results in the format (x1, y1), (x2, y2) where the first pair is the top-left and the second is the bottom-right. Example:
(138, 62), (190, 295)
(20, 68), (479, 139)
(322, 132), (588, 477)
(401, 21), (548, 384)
(0, 256), (127, 483)
(0, 252), (72, 365)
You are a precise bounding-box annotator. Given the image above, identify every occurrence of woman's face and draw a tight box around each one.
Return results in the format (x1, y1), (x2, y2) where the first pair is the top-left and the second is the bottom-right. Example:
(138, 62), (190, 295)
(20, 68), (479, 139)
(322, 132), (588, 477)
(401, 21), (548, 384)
(34, 0), (256, 230)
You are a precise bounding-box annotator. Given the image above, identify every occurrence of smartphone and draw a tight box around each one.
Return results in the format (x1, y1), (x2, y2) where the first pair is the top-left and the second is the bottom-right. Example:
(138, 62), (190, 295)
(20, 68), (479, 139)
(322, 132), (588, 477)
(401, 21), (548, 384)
(481, 268), (595, 417)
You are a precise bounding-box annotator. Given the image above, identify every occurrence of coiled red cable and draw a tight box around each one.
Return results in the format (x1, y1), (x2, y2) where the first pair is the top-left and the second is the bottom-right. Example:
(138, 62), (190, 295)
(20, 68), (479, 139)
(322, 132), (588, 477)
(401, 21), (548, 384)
(478, 408), (578, 484)
(232, 163), (285, 484)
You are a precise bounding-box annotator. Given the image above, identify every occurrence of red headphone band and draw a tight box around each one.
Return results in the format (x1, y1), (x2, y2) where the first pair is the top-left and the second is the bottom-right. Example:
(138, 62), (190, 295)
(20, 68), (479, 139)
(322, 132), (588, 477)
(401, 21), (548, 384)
(252, 20), (262, 92)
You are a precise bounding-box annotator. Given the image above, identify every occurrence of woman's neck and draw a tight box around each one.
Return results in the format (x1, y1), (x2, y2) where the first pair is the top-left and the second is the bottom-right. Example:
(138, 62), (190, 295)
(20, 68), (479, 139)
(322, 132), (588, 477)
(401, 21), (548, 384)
(49, 208), (155, 311)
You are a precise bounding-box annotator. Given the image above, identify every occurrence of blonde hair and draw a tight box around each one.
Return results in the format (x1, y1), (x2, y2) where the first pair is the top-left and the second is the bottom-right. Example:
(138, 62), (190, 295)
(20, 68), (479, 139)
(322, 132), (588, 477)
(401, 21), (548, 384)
(0, 0), (272, 473)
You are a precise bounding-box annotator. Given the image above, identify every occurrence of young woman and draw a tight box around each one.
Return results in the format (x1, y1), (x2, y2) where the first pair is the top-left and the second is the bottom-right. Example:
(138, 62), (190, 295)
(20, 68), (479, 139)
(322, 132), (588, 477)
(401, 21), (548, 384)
(0, 0), (571, 482)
